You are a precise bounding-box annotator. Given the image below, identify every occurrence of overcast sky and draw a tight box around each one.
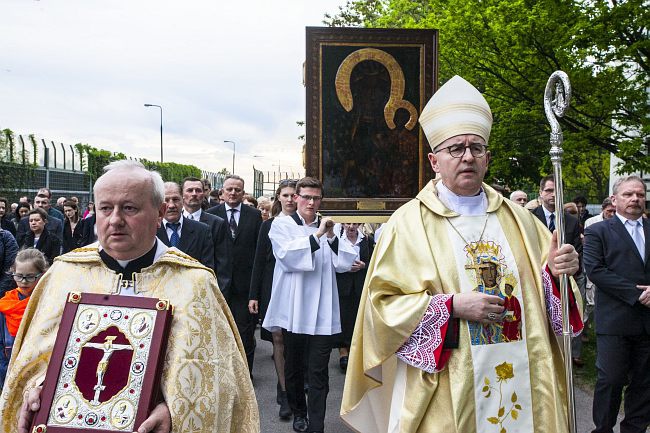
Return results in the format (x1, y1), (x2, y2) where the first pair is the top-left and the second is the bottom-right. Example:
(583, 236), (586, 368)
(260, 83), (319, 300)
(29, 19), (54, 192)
(0, 0), (346, 186)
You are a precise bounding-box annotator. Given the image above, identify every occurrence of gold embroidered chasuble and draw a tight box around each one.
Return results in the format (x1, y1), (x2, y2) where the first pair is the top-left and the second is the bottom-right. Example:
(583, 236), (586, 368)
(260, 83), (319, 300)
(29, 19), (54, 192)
(341, 180), (580, 433)
(0, 246), (259, 433)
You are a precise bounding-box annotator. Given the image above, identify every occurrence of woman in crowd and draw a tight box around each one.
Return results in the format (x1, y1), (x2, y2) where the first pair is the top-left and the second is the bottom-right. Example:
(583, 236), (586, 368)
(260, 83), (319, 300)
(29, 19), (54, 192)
(564, 201), (579, 216)
(257, 196), (272, 221)
(82, 201), (95, 219)
(248, 179), (296, 420)
(335, 223), (372, 372)
(0, 248), (48, 390)
(0, 198), (16, 237)
(62, 200), (83, 253)
(21, 208), (60, 265)
(13, 203), (30, 231)
(242, 194), (258, 208)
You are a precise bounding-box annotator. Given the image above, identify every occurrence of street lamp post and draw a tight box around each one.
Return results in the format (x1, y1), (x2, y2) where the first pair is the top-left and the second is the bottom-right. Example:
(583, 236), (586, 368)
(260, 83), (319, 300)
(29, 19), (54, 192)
(224, 140), (236, 174)
(144, 104), (163, 163)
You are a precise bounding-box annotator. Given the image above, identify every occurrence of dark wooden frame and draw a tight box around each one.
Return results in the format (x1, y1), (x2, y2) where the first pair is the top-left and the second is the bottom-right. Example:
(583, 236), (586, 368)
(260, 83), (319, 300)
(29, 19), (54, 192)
(305, 27), (438, 220)
(31, 293), (173, 433)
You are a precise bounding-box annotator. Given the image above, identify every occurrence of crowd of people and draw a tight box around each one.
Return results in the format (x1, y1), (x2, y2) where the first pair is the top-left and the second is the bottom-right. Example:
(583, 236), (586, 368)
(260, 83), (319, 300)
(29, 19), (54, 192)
(0, 75), (647, 433)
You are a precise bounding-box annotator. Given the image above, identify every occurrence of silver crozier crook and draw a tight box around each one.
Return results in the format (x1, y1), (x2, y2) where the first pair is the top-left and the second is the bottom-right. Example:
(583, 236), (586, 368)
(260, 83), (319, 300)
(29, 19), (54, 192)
(544, 70), (576, 433)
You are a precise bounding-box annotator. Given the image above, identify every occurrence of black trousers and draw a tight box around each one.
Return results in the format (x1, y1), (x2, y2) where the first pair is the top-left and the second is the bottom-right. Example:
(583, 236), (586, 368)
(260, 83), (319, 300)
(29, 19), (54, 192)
(592, 334), (650, 433)
(283, 331), (333, 432)
(227, 292), (256, 374)
(338, 293), (361, 349)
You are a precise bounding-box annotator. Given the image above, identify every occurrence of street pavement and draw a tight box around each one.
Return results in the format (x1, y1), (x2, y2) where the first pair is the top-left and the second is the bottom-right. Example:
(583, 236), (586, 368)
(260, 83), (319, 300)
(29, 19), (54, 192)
(251, 327), (623, 433)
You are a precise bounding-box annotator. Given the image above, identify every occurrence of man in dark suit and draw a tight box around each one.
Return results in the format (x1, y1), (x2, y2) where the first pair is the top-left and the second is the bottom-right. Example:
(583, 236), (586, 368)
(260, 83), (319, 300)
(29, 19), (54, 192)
(206, 175), (262, 375)
(181, 177), (232, 295)
(532, 175), (583, 251)
(532, 175), (586, 365)
(16, 194), (63, 246)
(584, 175), (650, 433)
(157, 182), (214, 270)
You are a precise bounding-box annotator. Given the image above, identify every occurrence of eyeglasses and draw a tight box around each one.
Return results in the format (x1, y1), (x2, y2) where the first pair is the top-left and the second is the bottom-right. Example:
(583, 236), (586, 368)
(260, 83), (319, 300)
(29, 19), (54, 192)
(297, 194), (322, 202)
(279, 179), (299, 187)
(9, 272), (43, 282)
(434, 143), (488, 158)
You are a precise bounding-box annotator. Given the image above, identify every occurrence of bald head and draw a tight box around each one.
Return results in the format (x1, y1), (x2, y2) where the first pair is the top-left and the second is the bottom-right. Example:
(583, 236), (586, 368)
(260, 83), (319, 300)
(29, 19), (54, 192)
(509, 190), (528, 206)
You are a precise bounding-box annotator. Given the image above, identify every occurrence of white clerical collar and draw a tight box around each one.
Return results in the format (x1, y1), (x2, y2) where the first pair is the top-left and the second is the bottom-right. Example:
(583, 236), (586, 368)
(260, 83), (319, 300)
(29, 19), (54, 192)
(437, 181), (487, 216)
(98, 238), (167, 268)
(225, 203), (242, 213)
(183, 208), (202, 220)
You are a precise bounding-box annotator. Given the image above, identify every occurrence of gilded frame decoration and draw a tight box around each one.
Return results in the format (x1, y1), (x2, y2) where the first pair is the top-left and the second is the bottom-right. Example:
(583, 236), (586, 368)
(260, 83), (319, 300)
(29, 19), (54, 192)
(31, 293), (173, 433)
(305, 27), (438, 220)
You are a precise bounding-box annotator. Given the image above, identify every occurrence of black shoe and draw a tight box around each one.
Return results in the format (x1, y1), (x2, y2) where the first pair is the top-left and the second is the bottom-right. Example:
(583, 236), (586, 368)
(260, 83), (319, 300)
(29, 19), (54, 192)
(279, 391), (292, 420)
(293, 416), (309, 432)
(339, 355), (349, 372)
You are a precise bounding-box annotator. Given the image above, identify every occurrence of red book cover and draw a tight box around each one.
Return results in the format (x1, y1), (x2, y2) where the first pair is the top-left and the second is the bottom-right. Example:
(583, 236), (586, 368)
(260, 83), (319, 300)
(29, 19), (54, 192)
(31, 292), (173, 433)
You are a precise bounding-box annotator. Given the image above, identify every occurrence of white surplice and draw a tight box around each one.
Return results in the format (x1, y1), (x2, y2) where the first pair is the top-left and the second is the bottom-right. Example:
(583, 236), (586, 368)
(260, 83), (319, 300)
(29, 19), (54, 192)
(262, 215), (357, 335)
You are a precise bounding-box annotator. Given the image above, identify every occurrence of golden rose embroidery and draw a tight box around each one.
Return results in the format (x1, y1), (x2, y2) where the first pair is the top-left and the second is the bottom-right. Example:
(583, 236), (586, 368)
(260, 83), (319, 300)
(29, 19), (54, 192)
(483, 361), (523, 432)
(495, 361), (514, 381)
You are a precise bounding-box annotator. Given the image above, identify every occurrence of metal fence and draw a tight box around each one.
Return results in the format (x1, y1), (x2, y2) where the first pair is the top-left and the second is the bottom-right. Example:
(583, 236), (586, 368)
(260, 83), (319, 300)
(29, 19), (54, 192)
(0, 135), (93, 206)
(0, 133), (226, 207)
(252, 166), (303, 199)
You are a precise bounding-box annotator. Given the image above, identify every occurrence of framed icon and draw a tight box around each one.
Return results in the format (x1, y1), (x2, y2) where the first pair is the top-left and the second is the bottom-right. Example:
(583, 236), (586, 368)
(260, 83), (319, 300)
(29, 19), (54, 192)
(31, 293), (173, 433)
(305, 27), (438, 221)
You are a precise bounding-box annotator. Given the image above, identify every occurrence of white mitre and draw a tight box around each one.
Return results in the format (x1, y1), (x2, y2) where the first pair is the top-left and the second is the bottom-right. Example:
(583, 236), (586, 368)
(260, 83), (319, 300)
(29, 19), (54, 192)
(419, 75), (493, 150)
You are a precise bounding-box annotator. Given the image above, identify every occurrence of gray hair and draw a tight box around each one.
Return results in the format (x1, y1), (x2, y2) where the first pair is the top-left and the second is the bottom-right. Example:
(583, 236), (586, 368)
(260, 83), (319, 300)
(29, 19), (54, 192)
(612, 175), (645, 195)
(96, 160), (165, 207)
(224, 174), (245, 187)
(601, 197), (613, 208)
(509, 190), (527, 200)
(163, 181), (181, 195)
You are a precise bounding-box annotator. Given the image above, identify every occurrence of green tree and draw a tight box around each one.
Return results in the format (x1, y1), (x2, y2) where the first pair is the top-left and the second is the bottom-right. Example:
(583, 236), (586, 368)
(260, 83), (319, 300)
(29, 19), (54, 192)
(325, 0), (648, 199)
(74, 143), (202, 185)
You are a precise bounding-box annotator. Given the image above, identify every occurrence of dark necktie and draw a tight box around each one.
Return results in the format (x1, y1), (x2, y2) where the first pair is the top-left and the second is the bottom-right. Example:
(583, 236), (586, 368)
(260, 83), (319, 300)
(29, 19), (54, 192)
(167, 222), (180, 247)
(229, 209), (238, 239)
(548, 213), (555, 232)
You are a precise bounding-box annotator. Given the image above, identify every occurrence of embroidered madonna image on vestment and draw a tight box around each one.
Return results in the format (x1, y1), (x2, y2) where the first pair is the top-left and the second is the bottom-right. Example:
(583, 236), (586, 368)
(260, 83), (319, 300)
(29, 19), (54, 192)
(464, 240), (522, 345)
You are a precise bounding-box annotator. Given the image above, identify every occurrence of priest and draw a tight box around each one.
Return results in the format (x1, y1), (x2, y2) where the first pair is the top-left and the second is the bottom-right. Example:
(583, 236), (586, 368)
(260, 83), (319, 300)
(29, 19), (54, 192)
(340, 76), (583, 433)
(0, 160), (259, 433)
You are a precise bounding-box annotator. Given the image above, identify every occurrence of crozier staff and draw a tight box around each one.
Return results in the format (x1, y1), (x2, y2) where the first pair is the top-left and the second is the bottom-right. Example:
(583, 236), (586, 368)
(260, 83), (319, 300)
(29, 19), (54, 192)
(341, 76), (583, 433)
(0, 160), (259, 433)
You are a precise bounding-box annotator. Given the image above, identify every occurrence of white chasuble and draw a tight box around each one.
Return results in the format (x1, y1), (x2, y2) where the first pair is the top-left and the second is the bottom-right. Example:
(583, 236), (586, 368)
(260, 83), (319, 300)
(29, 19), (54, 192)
(445, 214), (532, 433)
